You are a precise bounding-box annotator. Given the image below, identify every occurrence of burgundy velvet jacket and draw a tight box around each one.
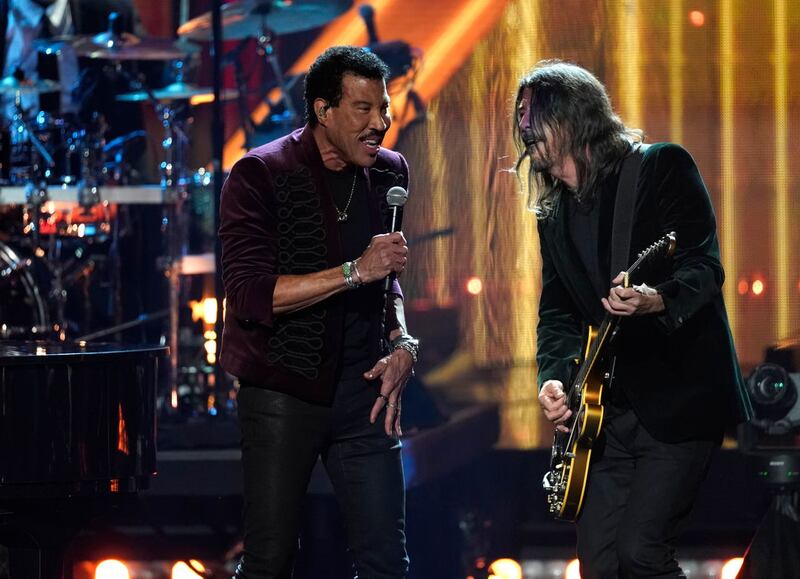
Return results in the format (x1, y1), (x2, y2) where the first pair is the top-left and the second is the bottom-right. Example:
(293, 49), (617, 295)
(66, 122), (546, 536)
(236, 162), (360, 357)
(218, 126), (409, 404)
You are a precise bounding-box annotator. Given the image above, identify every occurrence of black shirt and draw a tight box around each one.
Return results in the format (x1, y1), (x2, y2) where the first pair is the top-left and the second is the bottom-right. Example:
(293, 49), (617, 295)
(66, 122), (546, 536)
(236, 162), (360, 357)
(565, 170), (630, 408)
(565, 170), (621, 301)
(324, 166), (375, 379)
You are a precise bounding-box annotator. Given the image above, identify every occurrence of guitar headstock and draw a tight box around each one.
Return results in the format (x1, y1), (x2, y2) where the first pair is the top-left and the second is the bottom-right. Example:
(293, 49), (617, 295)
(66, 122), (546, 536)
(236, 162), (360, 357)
(637, 231), (677, 262)
(625, 232), (677, 282)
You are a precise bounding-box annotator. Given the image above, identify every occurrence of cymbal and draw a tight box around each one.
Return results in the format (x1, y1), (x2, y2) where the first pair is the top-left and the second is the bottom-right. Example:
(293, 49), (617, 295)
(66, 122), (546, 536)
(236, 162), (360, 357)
(177, 0), (352, 41)
(67, 32), (198, 60)
(0, 76), (61, 95)
(115, 82), (239, 103)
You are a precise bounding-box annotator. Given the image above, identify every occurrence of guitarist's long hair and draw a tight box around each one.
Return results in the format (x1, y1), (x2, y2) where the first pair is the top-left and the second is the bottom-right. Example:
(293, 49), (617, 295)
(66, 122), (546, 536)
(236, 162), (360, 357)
(513, 60), (642, 220)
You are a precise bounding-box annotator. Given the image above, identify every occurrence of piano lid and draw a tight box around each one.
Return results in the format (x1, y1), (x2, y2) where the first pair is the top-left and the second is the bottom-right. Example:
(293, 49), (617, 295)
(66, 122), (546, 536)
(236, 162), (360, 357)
(0, 340), (168, 364)
(0, 341), (166, 498)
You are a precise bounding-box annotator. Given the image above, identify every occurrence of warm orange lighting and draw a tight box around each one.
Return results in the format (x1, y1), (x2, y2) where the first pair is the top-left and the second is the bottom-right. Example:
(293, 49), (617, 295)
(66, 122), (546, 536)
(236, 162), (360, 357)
(95, 560), (130, 579)
(203, 298), (218, 325)
(190, 297), (218, 325)
(564, 558), (581, 579)
(117, 403), (129, 455)
(466, 276), (483, 295)
(172, 560), (206, 579)
(688, 10), (705, 27)
(737, 279), (749, 295)
(488, 558), (522, 579)
(752, 279), (765, 296)
(721, 557), (744, 579)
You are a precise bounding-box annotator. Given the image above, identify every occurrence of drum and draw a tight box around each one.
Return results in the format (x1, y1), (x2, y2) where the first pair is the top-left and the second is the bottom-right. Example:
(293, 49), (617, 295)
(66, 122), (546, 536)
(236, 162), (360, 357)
(4, 112), (68, 185)
(0, 241), (49, 338)
(23, 199), (114, 240)
(2, 112), (106, 186)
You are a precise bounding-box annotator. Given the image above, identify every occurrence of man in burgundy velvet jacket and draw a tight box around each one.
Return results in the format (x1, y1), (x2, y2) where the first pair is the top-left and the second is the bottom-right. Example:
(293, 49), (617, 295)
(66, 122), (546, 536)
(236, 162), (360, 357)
(219, 46), (416, 578)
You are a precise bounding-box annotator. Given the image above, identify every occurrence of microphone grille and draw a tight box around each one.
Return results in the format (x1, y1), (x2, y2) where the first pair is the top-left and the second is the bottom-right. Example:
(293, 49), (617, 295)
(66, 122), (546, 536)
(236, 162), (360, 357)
(386, 186), (408, 207)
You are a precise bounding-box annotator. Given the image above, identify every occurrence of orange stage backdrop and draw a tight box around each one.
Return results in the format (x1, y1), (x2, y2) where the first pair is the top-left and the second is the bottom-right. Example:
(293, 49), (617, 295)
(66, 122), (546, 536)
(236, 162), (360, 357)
(396, 0), (800, 448)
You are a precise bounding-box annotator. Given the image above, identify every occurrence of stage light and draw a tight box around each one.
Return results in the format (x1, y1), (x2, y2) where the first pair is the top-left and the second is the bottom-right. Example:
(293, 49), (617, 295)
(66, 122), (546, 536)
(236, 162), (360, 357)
(737, 279), (749, 295)
(752, 279), (765, 296)
(95, 560), (130, 579)
(466, 276), (483, 295)
(688, 10), (705, 27)
(189, 297), (218, 325)
(564, 558), (581, 579)
(747, 363), (800, 431)
(487, 558), (522, 579)
(202, 298), (217, 325)
(721, 557), (744, 579)
(171, 560), (206, 579)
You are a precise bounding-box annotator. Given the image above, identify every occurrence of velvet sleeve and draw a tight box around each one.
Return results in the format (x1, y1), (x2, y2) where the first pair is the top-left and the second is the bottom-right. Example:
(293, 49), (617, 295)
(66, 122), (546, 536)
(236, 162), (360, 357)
(536, 221), (583, 390)
(219, 155), (280, 327)
(643, 144), (725, 334)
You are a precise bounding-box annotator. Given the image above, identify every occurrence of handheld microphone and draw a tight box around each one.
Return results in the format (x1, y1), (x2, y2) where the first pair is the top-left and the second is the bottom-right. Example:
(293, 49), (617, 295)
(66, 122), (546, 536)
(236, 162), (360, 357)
(384, 186), (408, 292)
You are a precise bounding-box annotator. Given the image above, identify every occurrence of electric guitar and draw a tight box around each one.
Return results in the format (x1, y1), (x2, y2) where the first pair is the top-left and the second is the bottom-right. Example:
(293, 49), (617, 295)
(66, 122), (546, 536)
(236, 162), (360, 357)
(542, 231), (677, 521)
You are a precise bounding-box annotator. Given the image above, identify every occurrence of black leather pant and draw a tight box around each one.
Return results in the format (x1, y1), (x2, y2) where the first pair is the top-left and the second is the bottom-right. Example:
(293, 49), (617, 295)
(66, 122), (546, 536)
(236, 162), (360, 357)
(576, 403), (719, 578)
(233, 377), (408, 579)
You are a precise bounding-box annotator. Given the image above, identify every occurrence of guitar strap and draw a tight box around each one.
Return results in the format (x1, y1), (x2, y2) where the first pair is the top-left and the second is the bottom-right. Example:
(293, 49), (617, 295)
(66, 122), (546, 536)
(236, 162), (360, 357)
(610, 143), (649, 280)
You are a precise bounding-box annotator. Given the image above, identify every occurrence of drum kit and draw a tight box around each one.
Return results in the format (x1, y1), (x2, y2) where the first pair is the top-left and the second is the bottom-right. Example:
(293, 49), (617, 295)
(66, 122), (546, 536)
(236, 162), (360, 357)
(0, 0), (353, 409)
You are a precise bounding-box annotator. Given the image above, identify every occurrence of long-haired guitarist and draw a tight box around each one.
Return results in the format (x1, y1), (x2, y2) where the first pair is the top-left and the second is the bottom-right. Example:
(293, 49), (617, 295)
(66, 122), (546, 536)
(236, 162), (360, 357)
(514, 60), (753, 578)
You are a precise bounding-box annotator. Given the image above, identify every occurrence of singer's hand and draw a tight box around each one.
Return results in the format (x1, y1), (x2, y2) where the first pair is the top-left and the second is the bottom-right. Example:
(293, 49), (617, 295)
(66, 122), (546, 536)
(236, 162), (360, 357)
(356, 232), (408, 283)
(366, 348), (413, 436)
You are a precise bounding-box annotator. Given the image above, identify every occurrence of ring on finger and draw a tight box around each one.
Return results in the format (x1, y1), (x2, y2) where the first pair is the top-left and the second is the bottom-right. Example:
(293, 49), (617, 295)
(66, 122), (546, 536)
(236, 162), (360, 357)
(377, 394), (389, 402)
(387, 402), (399, 409)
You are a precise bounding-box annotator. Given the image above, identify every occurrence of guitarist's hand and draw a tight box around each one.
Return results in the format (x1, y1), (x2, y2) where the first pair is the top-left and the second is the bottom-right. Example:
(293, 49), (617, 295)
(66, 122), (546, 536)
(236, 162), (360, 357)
(539, 380), (572, 433)
(602, 272), (665, 316)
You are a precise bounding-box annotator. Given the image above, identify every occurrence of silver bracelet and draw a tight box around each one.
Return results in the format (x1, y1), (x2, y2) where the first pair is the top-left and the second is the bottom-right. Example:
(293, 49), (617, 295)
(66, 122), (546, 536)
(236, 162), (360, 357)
(391, 334), (419, 364)
(351, 258), (364, 285)
(342, 261), (361, 289)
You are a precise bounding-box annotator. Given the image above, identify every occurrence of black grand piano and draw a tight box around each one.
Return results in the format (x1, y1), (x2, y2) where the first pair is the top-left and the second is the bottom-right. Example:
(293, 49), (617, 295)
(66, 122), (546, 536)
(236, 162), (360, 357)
(0, 341), (166, 578)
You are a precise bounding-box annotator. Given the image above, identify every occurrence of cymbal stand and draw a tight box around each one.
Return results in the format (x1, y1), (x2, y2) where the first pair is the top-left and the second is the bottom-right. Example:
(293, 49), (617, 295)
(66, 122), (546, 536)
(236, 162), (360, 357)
(115, 66), (191, 408)
(223, 40), (256, 148)
(255, 24), (300, 128)
(158, 101), (191, 414)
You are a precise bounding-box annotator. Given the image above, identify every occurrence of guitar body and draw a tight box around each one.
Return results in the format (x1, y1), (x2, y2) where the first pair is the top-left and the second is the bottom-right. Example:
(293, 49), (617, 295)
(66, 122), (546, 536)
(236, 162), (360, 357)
(545, 325), (613, 521)
(542, 232), (677, 522)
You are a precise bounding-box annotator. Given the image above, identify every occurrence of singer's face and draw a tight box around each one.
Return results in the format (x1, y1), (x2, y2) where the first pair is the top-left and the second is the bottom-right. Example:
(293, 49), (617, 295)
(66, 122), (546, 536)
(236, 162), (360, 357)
(517, 87), (557, 172)
(321, 74), (391, 167)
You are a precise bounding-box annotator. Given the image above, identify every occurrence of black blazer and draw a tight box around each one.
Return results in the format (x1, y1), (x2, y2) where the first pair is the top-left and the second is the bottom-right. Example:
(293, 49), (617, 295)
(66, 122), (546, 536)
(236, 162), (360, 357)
(536, 143), (753, 442)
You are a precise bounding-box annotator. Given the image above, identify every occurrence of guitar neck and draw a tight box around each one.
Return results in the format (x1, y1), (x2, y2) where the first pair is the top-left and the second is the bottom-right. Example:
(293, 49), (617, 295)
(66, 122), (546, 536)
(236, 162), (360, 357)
(567, 314), (619, 400)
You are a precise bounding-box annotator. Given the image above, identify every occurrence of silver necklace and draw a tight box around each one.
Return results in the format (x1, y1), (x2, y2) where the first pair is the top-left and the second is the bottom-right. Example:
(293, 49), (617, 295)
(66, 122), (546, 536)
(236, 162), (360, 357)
(334, 170), (357, 222)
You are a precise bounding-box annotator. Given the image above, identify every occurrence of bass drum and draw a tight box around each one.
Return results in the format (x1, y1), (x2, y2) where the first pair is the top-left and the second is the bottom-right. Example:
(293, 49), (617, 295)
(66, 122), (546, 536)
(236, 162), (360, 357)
(0, 241), (49, 338)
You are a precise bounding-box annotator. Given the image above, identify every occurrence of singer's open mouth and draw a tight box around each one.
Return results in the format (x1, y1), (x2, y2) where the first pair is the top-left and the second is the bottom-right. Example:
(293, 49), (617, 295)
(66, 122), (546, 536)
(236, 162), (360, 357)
(360, 133), (384, 154)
